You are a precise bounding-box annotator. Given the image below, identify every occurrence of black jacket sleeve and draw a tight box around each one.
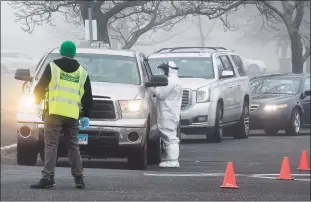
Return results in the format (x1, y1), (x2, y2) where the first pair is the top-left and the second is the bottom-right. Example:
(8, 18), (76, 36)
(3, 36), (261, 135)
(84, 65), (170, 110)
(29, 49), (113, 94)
(81, 75), (93, 118)
(34, 64), (51, 104)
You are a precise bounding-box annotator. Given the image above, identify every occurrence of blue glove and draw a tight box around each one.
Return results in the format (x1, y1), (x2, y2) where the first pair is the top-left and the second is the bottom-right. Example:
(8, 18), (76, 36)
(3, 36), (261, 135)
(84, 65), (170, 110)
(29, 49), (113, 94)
(79, 117), (89, 130)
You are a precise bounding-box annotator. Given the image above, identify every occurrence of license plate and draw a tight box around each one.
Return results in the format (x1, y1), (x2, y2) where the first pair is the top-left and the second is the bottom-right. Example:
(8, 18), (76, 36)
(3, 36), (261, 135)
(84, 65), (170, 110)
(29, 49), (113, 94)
(78, 134), (88, 145)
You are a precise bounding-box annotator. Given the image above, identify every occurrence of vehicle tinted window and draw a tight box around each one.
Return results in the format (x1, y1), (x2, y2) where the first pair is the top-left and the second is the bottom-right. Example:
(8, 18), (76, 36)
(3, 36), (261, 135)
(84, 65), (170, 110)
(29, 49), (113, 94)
(250, 77), (301, 95)
(304, 77), (310, 91)
(36, 53), (140, 85)
(231, 55), (246, 76)
(148, 57), (214, 79)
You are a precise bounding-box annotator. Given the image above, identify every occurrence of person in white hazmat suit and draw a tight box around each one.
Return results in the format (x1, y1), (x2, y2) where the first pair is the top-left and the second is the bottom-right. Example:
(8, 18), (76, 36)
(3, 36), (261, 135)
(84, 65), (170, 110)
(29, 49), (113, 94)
(154, 61), (183, 168)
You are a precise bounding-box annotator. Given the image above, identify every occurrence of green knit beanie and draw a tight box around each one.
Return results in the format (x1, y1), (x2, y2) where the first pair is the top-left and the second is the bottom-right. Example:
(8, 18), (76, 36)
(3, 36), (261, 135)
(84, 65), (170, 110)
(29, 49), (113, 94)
(59, 41), (76, 57)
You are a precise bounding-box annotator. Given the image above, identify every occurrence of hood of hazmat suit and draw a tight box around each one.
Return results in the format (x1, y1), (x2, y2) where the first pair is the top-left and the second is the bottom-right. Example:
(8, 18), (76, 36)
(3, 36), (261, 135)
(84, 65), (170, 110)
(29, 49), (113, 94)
(155, 61), (183, 167)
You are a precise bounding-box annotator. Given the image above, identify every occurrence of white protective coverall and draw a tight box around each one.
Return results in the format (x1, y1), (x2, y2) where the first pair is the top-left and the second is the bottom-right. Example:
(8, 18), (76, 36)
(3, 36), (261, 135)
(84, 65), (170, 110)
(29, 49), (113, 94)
(155, 61), (183, 168)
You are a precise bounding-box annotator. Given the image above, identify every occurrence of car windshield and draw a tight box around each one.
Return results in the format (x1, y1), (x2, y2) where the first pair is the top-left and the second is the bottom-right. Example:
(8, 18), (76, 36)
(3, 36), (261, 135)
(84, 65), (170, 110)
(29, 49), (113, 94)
(250, 76), (301, 95)
(35, 53), (140, 85)
(148, 57), (215, 79)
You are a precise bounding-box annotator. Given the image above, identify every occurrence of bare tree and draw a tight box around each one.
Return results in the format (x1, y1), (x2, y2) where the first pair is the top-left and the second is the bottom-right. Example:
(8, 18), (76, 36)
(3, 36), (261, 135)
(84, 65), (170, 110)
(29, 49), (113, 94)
(254, 1), (310, 73)
(9, 1), (245, 49)
(189, 16), (216, 46)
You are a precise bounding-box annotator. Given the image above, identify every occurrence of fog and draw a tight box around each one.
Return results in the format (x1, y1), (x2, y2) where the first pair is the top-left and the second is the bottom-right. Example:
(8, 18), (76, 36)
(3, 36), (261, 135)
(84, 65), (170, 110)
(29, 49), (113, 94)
(1, 1), (281, 71)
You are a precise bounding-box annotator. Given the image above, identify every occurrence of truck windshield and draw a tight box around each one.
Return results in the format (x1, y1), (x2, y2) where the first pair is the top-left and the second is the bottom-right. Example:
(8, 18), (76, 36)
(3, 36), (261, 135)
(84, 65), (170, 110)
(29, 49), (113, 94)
(148, 57), (215, 79)
(35, 53), (140, 85)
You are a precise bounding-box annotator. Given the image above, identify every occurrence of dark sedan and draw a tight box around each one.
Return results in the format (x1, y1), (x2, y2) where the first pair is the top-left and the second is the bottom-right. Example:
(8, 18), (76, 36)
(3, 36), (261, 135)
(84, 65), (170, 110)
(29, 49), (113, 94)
(249, 73), (310, 135)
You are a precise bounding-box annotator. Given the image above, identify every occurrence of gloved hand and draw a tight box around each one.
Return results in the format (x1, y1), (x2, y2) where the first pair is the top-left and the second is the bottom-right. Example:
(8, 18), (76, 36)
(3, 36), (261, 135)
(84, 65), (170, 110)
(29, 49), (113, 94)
(79, 117), (89, 130)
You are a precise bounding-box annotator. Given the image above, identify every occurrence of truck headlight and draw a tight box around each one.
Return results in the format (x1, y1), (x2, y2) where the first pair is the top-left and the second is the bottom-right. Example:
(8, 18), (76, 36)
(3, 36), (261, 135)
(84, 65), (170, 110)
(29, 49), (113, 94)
(118, 100), (144, 118)
(196, 86), (211, 103)
(18, 94), (40, 114)
(263, 104), (288, 111)
(21, 94), (35, 107)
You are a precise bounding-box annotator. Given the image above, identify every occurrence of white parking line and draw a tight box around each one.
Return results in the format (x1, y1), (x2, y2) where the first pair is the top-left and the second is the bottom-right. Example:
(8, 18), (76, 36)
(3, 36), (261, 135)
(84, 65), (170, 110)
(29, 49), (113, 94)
(144, 173), (229, 177)
(1, 144), (17, 151)
(143, 172), (310, 182)
(249, 173), (310, 182)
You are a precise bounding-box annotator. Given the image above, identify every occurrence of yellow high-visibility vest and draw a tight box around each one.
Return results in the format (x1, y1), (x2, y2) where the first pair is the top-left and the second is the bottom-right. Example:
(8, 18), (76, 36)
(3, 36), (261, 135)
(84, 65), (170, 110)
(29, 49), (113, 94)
(48, 62), (88, 120)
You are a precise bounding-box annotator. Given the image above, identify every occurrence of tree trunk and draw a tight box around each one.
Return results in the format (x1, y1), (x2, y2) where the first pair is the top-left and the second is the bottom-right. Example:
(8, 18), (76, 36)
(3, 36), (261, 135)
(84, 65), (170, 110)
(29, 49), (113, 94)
(197, 16), (205, 46)
(93, 6), (111, 46)
(289, 31), (304, 73)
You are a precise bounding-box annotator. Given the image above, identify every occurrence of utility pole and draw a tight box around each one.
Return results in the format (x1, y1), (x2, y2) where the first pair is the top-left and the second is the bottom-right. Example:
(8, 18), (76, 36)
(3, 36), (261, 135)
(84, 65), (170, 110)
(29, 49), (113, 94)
(88, 5), (93, 46)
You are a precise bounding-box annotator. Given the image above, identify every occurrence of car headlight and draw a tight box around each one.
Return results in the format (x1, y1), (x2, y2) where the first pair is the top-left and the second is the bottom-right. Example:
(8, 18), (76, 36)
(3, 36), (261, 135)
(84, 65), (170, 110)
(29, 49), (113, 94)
(118, 100), (144, 118)
(263, 104), (288, 111)
(196, 86), (211, 103)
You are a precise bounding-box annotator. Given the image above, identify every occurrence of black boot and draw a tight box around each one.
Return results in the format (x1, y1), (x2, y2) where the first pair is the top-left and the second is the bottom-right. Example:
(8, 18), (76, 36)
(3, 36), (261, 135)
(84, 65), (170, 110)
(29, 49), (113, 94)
(30, 177), (56, 189)
(74, 175), (85, 189)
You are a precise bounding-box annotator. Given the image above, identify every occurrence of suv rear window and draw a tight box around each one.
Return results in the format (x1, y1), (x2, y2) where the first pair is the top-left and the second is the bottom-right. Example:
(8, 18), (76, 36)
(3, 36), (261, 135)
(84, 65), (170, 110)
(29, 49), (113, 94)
(148, 57), (214, 79)
(35, 53), (141, 85)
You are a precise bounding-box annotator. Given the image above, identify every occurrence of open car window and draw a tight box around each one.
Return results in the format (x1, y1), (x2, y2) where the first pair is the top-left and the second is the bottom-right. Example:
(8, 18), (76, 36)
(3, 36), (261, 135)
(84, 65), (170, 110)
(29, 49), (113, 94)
(35, 53), (141, 85)
(148, 57), (215, 79)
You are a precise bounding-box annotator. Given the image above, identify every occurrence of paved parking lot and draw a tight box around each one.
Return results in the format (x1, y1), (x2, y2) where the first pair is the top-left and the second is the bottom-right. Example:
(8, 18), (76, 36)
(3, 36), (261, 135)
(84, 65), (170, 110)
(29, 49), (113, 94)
(1, 127), (310, 201)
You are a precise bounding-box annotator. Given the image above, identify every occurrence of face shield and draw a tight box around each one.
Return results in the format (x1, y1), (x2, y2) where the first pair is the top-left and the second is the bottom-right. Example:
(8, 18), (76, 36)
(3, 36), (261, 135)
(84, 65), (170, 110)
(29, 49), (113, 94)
(157, 68), (166, 75)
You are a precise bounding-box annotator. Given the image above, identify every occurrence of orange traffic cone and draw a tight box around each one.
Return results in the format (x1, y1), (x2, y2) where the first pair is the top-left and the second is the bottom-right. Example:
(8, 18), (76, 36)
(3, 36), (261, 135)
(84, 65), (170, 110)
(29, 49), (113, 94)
(277, 157), (294, 180)
(220, 162), (239, 189)
(297, 150), (311, 171)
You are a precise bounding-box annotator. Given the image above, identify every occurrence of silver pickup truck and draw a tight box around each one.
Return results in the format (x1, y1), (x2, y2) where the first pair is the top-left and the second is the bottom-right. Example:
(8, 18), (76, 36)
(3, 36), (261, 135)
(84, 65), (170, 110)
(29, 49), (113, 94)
(14, 45), (173, 170)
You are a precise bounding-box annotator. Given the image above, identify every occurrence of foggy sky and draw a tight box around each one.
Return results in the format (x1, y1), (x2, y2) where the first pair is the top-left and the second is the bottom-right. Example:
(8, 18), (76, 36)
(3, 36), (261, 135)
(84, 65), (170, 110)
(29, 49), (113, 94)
(1, 1), (280, 70)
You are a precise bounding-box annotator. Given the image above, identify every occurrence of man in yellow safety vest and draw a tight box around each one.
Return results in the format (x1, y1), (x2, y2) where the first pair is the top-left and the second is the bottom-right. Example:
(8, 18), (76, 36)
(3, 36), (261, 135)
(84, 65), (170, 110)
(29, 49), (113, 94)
(30, 41), (93, 189)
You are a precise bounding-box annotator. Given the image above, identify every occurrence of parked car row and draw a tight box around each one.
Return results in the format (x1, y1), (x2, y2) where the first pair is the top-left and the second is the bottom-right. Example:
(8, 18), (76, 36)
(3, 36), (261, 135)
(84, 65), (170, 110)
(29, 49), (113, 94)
(12, 43), (310, 170)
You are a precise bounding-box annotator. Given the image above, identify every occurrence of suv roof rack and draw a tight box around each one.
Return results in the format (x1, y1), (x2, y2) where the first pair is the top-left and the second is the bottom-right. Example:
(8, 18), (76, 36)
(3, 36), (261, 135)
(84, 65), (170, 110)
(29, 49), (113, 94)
(155, 47), (228, 53)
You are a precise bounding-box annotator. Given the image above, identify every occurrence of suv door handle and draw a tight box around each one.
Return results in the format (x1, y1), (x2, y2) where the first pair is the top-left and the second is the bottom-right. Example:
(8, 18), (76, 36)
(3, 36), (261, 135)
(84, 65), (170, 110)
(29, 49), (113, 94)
(237, 83), (241, 86)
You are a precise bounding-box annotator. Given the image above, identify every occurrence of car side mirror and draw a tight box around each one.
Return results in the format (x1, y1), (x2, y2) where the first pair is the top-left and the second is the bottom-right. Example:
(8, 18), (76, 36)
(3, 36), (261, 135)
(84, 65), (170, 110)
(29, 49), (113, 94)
(14, 68), (33, 82)
(144, 75), (168, 88)
(220, 70), (234, 79)
(304, 90), (311, 96)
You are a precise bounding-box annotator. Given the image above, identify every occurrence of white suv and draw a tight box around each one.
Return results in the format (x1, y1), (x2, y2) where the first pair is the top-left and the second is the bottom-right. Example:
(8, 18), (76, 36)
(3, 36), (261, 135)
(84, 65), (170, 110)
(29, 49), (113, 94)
(148, 47), (251, 142)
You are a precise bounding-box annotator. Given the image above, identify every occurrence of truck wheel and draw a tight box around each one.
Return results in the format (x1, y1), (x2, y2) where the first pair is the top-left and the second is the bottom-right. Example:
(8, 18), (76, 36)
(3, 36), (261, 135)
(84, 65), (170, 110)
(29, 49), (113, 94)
(264, 128), (279, 136)
(128, 137), (148, 170)
(177, 119), (182, 143)
(17, 143), (37, 166)
(233, 101), (250, 139)
(285, 108), (301, 136)
(147, 136), (161, 165)
(206, 102), (223, 143)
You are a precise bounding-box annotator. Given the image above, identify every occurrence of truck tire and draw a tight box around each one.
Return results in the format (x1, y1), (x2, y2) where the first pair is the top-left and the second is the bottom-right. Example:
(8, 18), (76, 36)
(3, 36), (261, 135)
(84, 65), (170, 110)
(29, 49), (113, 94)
(147, 136), (161, 165)
(128, 136), (148, 170)
(285, 108), (301, 136)
(206, 102), (223, 143)
(233, 101), (250, 139)
(17, 143), (37, 166)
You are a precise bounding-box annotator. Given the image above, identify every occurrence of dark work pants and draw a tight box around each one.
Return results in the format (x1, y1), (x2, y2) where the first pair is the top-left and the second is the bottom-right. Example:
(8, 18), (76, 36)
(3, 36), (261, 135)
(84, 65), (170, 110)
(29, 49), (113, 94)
(41, 114), (83, 179)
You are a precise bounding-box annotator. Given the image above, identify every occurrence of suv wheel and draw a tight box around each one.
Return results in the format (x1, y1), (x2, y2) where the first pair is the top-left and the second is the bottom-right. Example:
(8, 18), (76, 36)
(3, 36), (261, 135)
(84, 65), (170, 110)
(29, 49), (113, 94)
(128, 136), (148, 170)
(233, 101), (250, 139)
(285, 108), (301, 136)
(17, 143), (37, 166)
(206, 102), (223, 143)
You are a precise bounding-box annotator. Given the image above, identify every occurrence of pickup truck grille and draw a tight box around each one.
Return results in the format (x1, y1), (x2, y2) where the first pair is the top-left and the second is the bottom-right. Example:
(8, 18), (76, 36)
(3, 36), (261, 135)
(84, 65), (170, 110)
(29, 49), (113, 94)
(89, 99), (116, 119)
(250, 104), (259, 112)
(181, 90), (191, 110)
